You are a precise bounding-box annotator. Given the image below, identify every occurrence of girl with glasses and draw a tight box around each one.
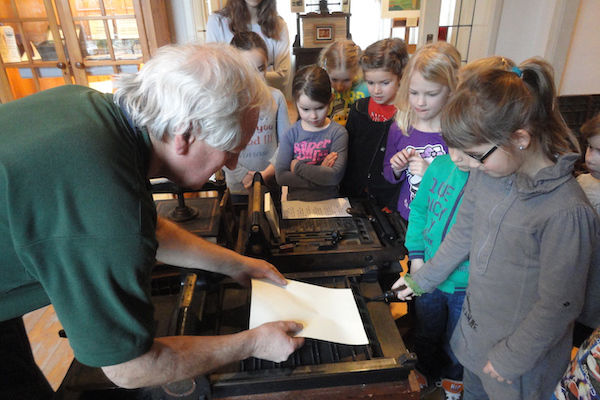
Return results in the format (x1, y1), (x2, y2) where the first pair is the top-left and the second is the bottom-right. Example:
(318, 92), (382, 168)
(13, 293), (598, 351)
(393, 56), (600, 399)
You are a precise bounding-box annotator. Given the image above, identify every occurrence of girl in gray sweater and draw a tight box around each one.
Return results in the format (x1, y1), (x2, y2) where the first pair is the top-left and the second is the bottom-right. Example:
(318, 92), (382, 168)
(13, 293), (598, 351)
(393, 57), (600, 399)
(276, 65), (348, 201)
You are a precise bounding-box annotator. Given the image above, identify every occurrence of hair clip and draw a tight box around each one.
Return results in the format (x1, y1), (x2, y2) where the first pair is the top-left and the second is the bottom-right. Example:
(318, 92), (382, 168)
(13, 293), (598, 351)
(511, 66), (523, 77)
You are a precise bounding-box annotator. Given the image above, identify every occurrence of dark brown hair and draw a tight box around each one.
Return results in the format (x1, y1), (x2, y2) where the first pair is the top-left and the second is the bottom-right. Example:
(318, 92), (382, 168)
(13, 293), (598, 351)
(581, 113), (600, 144)
(218, 0), (282, 40)
(230, 31), (268, 59)
(360, 38), (408, 78)
(292, 65), (332, 105)
(442, 57), (579, 158)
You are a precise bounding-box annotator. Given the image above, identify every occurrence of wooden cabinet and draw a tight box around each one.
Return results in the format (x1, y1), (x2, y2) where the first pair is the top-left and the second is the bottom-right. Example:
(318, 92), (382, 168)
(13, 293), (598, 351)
(0, 0), (170, 103)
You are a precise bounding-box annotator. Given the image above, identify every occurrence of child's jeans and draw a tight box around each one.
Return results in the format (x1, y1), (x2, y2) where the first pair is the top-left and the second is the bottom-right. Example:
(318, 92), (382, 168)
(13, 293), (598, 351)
(413, 288), (465, 382)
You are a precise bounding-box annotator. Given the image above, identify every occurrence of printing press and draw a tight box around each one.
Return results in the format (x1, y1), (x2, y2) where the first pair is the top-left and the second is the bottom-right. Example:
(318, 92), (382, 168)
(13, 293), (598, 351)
(56, 176), (419, 399)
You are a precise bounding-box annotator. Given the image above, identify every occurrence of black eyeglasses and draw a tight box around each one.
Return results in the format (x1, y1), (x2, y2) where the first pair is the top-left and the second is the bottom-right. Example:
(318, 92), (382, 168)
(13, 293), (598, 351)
(466, 145), (498, 163)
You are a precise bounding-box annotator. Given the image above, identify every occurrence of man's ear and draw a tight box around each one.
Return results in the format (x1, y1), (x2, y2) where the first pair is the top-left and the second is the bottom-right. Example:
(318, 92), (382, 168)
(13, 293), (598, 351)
(511, 129), (531, 150)
(173, 129), (196, 156)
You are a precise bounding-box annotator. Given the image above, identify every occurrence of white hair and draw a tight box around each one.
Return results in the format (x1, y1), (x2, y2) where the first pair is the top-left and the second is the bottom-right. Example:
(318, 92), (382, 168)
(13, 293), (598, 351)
(113, 43), (272, 151)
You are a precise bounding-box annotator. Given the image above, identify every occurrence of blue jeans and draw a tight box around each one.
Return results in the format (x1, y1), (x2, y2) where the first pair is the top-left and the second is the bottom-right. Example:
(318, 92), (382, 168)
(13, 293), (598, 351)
(413, 288), (465, 381)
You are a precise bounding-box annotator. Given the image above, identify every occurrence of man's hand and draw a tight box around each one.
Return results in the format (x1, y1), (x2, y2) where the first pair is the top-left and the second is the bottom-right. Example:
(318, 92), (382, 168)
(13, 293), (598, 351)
(321, 152), (338, 168)
(391, 275), (415, 300)
(228, 255), (287, 287)
(483, 361), (512, 384)
(407, 154), (429, 177)
(250, 321), (305, 362)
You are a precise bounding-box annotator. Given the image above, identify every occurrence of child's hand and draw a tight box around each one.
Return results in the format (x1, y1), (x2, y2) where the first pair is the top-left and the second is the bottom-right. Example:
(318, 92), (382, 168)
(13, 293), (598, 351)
(483, 361), (512, 384)
(410, 259), (425, 273)
(290, 159), (299, 173)
(390, 149), (414, 174)
(321, 152), (338, 168)
(242, 171), (256, 189)
(407, 153), (429, 177)
(391, 275), (414, 300)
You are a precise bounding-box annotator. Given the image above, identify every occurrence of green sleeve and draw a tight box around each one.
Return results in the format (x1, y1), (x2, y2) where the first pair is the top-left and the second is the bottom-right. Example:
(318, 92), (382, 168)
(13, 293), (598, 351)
(405, 163), (435, 259)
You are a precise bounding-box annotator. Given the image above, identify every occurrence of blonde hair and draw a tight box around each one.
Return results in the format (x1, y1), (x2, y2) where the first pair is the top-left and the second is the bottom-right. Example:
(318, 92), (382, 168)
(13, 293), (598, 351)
(114, 43), (271, 151)
(442, 57), (579, 158)
(422, 42), (461, 70)
(318, 39), (362, 81)
(394, 46), (458, 135)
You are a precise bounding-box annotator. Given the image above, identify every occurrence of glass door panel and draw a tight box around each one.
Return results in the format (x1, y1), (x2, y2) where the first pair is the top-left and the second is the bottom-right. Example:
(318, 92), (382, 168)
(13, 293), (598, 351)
(15, 0), (47, 18)
(63, 0), (146, 92)
(0, 0), (72, 101)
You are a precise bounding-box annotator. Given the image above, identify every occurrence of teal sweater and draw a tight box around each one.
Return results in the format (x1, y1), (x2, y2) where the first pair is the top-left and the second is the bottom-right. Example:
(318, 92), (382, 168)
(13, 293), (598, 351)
(405, 155), (469, 293)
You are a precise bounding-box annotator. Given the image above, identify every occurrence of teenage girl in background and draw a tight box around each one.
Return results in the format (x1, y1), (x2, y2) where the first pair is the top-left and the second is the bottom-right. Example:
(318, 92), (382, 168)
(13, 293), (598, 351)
(224, 32), (290, 198)
(275, 66), (348, 201)
(318, 39), (368, 126)
(340, 38), (408, 209)
(383, 46), (457, 220)
(206, 0), (290, 92)
(394, 57), (600, 399)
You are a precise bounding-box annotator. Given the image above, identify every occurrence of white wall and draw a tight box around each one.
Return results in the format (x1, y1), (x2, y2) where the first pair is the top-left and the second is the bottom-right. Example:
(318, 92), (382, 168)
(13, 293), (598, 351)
(559, 0), (600, 95)
(492, 0), (582, 94)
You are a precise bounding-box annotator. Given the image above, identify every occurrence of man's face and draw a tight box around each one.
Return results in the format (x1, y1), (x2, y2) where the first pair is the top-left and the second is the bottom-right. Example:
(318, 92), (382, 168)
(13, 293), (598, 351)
(168, 108), (259, 189)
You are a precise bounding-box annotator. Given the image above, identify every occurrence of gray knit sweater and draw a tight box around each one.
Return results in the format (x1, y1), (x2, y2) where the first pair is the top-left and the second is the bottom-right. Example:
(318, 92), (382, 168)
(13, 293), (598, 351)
(411, 153), (600, 397)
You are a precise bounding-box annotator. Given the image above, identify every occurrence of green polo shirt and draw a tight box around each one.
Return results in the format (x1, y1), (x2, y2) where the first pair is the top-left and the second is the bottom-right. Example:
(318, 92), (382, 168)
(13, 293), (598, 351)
(0, 85), (158, 367)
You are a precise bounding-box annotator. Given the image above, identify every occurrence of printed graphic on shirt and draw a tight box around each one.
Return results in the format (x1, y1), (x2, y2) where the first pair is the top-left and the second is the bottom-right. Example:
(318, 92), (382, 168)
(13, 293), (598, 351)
(463, 292), (478, 331)
(423, 177), (457, 241)
(553, 329), (600, 400)
(239, 120), (276, 160)
(330, 90), (366, 126)
(294, 139), (332, 164)
(402, 144), (446, 211)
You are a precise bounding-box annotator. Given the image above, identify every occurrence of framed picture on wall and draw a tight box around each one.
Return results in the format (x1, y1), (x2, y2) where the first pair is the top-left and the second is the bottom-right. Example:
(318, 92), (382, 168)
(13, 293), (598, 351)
(381, 0), (421, 18)
(291, 0), (305, 13)
(315, 26), (334, 41)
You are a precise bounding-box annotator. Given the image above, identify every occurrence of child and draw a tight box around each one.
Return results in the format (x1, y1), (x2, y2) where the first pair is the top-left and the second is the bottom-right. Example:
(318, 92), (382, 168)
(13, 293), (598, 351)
(577, 113), (600, 213)
(224, 32), (290, 198)
(340, 38), (409, 209)
(406, 148), (470, 398)
(406, 55), (518, 400)
(275, 65), (348, 201)
(206, 0), (290, 91)
(318, 39), (368, 126)
(552, 114), (600, 400)
(383, 46), (457, 220)
(393, 57), (600, 398)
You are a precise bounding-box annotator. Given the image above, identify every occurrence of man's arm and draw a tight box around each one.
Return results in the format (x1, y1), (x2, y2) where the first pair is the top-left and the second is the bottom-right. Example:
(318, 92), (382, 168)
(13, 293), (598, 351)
(102, 321), (304, 388)
(155, 216), (285, 286)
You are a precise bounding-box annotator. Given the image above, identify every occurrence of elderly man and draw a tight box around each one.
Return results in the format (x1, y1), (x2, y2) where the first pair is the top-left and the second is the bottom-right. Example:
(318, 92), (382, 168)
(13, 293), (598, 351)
(0, 44), (304, 399)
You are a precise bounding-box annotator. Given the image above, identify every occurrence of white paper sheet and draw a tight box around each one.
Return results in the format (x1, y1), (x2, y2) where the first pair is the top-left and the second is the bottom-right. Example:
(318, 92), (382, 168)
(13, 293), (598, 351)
(249, 279), (369, 345)
(281, 197), (352, 219)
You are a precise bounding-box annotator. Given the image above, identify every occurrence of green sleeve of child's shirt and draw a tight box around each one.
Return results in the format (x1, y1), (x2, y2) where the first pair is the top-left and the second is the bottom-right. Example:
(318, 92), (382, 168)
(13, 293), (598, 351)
(404, 274), (426, 296)
(405, 163), (436, 259)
